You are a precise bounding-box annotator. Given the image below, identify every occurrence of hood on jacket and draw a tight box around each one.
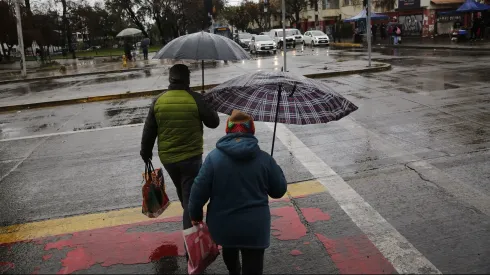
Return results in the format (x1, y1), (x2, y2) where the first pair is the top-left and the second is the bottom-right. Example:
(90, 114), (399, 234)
(216, 133), (260, 161)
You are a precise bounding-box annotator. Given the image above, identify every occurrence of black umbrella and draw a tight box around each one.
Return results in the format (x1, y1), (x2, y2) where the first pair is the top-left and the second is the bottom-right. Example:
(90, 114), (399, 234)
(204, 71), (358, 156)
(153, 31), (251, 92)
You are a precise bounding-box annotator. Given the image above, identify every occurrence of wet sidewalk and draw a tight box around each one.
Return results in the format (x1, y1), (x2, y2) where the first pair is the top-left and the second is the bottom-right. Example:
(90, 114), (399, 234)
(0, 180), (397, 274)
(0, 50), (390, 110)
(0, 53), (181, 82)
(373, 36), (490, 51)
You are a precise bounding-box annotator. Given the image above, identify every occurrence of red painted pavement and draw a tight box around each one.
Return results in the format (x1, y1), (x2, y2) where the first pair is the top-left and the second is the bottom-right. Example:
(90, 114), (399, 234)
(43, 216), (185, 274)
(315, 233), (397, 274)
(270, 207), (307, 240)
(0, 206), (398, 274)
(300, 207), (331, 223)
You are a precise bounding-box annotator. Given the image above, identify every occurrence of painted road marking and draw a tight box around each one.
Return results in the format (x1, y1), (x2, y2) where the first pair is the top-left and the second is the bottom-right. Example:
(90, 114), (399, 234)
(341, 117), (490, 216)
(0, 180), (325, 244)
(0, 115), (229, 142)
(0, 124), (144, 142)
(267, 122), (442, 274)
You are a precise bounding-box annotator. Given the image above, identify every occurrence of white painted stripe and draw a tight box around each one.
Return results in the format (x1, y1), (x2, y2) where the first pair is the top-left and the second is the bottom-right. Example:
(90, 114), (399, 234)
(0, 124), (144, 142)
(267, 122), (441, 274)
(0, 113), (228, 143)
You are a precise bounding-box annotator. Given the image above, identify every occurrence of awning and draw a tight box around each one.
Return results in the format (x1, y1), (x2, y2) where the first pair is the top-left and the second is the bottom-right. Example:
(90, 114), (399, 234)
(431, 0), (464, 4)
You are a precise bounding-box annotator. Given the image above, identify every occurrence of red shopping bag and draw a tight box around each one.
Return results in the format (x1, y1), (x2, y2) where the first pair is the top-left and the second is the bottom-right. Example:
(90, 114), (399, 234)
(141, 161), (170, 218)
(183, 222), (220, 275)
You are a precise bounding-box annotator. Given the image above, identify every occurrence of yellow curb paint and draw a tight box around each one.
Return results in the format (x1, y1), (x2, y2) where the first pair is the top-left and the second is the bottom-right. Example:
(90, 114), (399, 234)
(331, 42), (363, 48)
(0, 180), (325, 244)
(287, 180), (326, 198)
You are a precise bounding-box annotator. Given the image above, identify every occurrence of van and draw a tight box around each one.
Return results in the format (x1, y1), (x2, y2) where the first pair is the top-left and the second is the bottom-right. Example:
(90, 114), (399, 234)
(268, 29), (296, 49)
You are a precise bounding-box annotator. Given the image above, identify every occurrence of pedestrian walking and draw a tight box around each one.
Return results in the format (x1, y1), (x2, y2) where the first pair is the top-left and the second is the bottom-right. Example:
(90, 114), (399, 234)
(372, 24), (378, 42)
(140, 64), (220, 233)
(333, 20), (341, 43)
(381, 23), (387, 40)
(393, 25), (401, 45)
(188, 110), (287, 275)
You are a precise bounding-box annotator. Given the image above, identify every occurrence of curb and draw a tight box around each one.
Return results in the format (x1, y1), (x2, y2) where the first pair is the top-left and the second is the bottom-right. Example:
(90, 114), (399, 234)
(0, 60), (225, 85)
(331, 43), (363, 48)
(0, 63), (391, 113)
(377, 44), (490, 52)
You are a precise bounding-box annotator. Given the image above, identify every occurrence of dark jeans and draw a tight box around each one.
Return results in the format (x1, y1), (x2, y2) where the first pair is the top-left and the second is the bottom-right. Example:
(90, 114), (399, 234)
(163, 154), (202, 230)
(222, 247), (265, 275)
(143, 48), (149, 60)
(332, 33), (341, 43)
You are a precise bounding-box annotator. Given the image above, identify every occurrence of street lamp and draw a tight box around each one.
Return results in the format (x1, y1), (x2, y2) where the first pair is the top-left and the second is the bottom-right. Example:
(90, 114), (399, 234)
(281, 0), (287, 71)
(14, 0), (26, 77)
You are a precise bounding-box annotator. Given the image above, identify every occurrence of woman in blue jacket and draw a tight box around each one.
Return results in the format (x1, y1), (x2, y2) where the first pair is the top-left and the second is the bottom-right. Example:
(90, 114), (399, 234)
(188, 110), (287, 275)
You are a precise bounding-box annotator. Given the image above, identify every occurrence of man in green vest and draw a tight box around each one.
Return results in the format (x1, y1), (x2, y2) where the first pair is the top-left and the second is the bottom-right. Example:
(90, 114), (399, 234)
(140, 64), (220, 231)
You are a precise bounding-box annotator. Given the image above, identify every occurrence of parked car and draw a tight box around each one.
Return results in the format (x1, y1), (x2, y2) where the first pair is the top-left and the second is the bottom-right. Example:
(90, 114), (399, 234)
(249, 35), (276, 54)
(287, 28), (304, 45)
(302, 30), (330, 46)
(268, 29), (296, 49)
(237, 32), (253, 50)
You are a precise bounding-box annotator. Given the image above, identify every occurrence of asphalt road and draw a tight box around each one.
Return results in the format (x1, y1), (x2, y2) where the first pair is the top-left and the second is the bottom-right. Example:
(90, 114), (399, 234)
(0, 48), (489, 274)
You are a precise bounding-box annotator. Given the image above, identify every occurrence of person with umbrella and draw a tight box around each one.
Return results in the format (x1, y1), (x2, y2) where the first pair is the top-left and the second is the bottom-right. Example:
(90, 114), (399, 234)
(140, 64), (220, 238)
(141, 37), (150, 60)
(188, 109), (287, 275)
(124, 38), (133, 61)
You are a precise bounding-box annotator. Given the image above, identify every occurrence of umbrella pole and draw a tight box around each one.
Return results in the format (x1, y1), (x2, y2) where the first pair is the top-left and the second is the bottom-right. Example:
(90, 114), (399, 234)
(202, 60), (205, 93)
(271, 85), (282, 157)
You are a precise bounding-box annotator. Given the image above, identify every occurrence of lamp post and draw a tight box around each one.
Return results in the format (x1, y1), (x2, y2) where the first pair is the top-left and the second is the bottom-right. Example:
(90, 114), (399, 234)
(282, 0), (287, 71)
(366, 0), (372, 67)
(14, 0), (26, 77)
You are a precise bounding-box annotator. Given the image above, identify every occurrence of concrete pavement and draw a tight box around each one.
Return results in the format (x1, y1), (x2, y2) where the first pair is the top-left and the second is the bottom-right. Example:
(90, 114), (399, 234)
(0, 47), (489, 274)
(0, 48), (390, 110)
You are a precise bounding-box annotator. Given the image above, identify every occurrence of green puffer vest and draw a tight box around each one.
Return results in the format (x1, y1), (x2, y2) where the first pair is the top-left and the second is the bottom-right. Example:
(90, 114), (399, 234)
(154, 90), (203, 164)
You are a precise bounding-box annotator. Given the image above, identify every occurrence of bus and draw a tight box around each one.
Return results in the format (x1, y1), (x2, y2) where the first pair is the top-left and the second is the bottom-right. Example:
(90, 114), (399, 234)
(212, 26), (232, 40)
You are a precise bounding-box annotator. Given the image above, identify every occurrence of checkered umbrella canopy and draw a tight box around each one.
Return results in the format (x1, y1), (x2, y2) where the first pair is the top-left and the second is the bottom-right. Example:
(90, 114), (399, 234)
(204, 71), (358, 125)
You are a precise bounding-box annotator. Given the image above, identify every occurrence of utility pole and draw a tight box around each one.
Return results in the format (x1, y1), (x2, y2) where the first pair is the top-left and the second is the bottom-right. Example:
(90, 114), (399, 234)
(282, 0), (287, 71)
(314, 0), (319, 30)
(14, 0), (26, 77)
(366, 0), (372, 67)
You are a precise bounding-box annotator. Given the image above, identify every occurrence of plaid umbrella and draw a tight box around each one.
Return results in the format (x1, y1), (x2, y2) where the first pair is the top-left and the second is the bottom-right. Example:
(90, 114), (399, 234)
(204, 71), (358, 155)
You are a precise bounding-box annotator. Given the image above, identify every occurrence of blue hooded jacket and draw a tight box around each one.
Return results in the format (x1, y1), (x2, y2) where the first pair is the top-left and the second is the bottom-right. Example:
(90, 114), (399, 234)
(188, 133), (287, 249)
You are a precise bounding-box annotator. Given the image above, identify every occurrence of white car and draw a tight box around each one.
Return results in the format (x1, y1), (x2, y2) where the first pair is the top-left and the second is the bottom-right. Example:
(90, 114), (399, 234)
(302, 30), (330, 46)
(249, 35), (277, 54)
(287, 28), (304, 45)
(268, 29), (296, 49)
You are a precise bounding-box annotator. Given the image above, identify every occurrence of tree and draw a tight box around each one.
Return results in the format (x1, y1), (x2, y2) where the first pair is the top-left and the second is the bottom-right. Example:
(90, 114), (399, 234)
(270, 0), (307, 28)
(373, 0), (396, 11)
(0, 0), (18, 61)
(106, 0), (149, 38)
(245, 1), (268, 32)
(221, 5), (251, 32)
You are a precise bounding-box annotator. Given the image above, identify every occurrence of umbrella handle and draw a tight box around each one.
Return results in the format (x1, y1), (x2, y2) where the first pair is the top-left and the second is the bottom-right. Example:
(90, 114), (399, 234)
(271, 84), (282, 157)
(288, 83), (297, 97)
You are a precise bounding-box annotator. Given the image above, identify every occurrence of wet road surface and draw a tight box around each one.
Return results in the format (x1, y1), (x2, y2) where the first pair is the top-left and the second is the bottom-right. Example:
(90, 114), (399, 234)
(0, 48), (489, 274)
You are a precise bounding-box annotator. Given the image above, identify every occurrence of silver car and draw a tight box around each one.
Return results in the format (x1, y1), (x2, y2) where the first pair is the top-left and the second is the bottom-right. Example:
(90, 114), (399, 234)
(249, 35), (277, 54)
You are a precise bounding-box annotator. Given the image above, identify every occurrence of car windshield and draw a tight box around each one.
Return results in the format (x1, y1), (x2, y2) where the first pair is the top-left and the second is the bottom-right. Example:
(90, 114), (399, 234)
(277, 30), (295, 37)
(311, 31), (326, 36)
(289, 29), (301, 35)
(255, 35), (271, 41)
(239, 33), (252, 39)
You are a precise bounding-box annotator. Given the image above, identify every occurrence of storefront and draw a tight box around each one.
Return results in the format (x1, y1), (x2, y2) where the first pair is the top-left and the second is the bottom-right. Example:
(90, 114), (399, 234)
(398, 0), (425, 36)
(436, 13), (463, 34)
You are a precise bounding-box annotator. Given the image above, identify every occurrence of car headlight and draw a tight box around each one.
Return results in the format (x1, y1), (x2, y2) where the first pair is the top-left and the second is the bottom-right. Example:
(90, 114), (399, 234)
(272, 42), (276, 46)
(256, 43), (260, 47)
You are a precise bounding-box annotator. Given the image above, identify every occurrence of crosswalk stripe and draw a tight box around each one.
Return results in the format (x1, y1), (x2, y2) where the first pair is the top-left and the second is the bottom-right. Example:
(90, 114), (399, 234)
(268, 122), (442, 274)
